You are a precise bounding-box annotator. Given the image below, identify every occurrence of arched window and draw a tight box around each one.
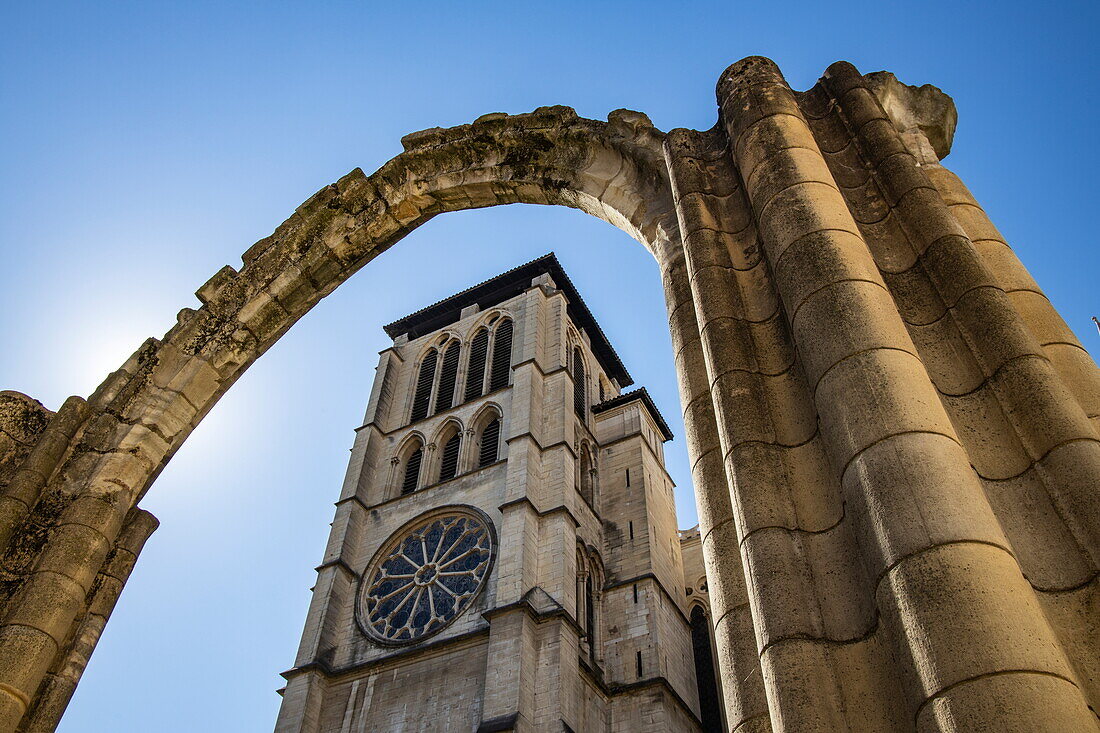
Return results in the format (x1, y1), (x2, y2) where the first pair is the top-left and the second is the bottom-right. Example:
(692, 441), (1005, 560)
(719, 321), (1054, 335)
(576, 548), (601, 663)
(433, 340), (460, 415)
(578, 444), (596, 508)
(598, 378), (606, 404)
(488, 319), (513, 392)
(690, 605), (723, 732)
(575, 547), (589, 632)
(410, 349), (438, 422)
(464, 327), (489, 402)
(400, 442), (424, 495)
(438, 429), (461, 482)
(572, 347), (586, 418)
(584, 573), (595, 639)
(478, 416), (501, 468)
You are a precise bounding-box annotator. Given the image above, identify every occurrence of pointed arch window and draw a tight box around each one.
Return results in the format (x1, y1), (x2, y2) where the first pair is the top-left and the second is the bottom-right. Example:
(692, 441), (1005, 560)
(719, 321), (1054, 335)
(464, 328), (489, 402)
(578, 444), (596, 508)
(576, 548), (601, 663)
(439, 430), (461, 482)
(584, 573), (595, 647)
(576, 547), (588, 628)
(401, 444), (424, 495)
(434, 341), (460, 414)
(478, 416), (501, 468)
(488, 319), (513, 392)
(410, 350), (438, 422)
(691, 605), (723, 732)
(572, 347), (586, 418)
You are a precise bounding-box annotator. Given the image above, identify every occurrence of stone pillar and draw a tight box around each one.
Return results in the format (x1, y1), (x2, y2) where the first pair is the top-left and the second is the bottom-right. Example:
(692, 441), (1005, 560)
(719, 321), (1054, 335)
(928, 162), (1100, 428)
(657, 152), (774, 733)
(0, 397), (89, 549)
(715, 56), (1095, 731)
(0, 450), (146, 730)
(18, 508), (159, 732)
(820, 61), (1100, 558)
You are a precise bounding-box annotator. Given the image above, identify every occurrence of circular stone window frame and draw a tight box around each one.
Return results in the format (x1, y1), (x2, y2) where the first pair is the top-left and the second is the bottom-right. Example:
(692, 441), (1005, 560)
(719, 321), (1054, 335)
(355, 504), (498, 647)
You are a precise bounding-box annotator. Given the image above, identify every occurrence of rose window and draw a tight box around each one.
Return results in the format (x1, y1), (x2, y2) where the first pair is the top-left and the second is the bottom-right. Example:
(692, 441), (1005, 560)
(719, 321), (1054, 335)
(357, 509), (495, 645)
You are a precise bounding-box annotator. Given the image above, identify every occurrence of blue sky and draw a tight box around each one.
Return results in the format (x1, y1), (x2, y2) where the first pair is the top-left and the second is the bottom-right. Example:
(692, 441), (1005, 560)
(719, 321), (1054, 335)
(2, 1), (1097, 730)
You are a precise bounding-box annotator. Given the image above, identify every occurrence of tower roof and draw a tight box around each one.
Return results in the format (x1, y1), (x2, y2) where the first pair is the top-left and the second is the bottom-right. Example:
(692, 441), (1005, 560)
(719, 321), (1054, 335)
(384, 253), (633, 387)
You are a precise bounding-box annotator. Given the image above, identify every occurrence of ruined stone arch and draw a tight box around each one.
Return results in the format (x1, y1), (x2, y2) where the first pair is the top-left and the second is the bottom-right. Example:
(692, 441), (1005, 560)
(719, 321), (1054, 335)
(3, 56), (1099, 733)
(2, 94), (679, 733)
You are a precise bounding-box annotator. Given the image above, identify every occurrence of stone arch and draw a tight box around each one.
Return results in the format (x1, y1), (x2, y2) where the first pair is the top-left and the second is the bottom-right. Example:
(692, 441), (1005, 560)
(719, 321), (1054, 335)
(427, 416), (464, 447)
(411, 329), (460, 353)
(0, 106), (681, 732)
(468, 400), (504, 433)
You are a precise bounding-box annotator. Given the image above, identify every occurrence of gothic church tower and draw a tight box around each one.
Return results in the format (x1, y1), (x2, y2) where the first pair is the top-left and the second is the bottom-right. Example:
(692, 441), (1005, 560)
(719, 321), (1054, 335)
(275, 254), (719, 732)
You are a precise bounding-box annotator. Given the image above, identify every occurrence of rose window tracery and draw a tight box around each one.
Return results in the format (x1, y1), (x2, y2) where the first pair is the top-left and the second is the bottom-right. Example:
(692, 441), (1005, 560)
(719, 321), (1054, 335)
(357, 509), (495, 645)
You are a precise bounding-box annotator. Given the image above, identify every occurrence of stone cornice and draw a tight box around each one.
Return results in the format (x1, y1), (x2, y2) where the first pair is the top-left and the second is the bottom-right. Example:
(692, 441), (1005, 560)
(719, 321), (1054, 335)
(497, 496), (581, 529)
(576, 659), (703, 728)
(280, 627), (490, 682)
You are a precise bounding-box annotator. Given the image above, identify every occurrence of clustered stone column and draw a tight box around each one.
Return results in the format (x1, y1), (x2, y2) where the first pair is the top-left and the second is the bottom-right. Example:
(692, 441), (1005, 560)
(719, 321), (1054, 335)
(0, 57), (1096, 732)
(659, 57), (1098, 731)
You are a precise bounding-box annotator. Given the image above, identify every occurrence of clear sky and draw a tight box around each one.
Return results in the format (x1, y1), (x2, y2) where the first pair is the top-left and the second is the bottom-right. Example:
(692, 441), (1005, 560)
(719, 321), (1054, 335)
(2, 1), (1097, 730)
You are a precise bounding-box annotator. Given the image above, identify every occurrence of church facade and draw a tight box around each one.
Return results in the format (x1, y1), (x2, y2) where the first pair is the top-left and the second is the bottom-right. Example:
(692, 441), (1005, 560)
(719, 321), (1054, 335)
(275, 255), (722, 732)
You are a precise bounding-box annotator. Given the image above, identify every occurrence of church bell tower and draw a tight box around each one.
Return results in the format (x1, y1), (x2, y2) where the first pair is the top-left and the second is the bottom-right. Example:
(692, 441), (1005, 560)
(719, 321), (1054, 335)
(275, 254), (718, 732)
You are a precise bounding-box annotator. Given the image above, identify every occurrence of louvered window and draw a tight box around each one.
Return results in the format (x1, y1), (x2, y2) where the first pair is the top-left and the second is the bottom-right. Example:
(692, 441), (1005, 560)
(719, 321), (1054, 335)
(411, 350), (438, 422)
(488, 320), (513, 392)
(599, 379), (606, 403)
(464, 328), (489, 402)
(479, 418), (501, 467)
(439, 432), (461, 481)
(434, 342), (460, 414)
(573, 348), (586, 417)
(401, 446), (423, 494)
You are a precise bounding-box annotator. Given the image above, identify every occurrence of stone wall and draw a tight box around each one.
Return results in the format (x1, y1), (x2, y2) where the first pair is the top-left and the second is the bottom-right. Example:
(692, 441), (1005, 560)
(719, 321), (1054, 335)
(1, 56), (1096, 731)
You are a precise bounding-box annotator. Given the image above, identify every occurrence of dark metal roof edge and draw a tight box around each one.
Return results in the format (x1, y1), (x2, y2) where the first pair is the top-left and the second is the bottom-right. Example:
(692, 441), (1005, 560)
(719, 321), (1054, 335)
(591, 387), (674, 442)
(383, 254), (556, 338)
(382, 253), (633, 387)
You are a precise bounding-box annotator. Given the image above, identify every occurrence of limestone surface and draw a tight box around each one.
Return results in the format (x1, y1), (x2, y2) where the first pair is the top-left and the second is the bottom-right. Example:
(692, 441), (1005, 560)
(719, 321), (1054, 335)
(1, 57), (1096, 732)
